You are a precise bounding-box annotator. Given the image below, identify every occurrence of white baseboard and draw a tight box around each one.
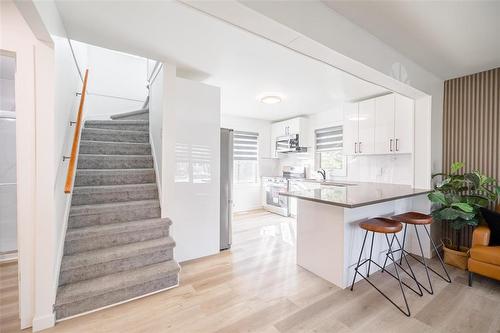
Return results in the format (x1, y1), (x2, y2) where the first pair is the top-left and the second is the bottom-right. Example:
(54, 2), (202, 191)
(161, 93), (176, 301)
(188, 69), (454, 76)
(56, 283), (179, 324)
(32, 313), (55, 332)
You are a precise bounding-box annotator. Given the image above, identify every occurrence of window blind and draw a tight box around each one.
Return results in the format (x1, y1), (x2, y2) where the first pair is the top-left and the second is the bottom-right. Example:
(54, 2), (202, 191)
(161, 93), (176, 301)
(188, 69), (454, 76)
(315, 126), (343, 152)
(233, 131), (259, 161)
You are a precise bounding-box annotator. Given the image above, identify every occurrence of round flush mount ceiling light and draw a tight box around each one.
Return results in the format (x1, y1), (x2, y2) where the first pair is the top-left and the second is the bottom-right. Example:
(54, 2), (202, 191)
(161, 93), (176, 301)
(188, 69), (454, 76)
(259, 95), (282, 104)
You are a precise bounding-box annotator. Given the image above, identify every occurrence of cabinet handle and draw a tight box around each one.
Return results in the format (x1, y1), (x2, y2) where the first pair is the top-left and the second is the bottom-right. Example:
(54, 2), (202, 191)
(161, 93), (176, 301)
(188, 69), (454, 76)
(395, 139), (399, 151)
(390, 139), (393, 152)
(354, 142), (357, 154)
(359, 142), (362, 153)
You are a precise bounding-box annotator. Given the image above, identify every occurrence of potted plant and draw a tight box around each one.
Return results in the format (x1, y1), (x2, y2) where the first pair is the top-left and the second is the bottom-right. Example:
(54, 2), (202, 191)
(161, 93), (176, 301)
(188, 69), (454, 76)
(428, 162), (499, 269)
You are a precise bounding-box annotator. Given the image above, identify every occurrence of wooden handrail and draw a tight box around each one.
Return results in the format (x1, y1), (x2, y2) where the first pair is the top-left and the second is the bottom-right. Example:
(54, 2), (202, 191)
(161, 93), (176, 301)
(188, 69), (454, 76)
(64, 69), (89, 193)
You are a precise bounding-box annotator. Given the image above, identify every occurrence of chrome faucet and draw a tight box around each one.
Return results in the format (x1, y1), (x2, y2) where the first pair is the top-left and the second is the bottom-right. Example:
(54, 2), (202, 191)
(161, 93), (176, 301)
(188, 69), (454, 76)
(317, 169), (326, 181)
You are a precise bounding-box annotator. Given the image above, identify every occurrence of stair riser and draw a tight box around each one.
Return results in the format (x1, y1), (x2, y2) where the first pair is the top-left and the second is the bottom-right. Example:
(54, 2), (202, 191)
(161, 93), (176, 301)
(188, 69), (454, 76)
(55, 273), (178, 320)
(85, 124), (149, 131)
(79, 142), (151, 155)
(77, 156), (153, 169)
(60, 248), (173, 285)
(72, 188), (158, 206)
(75, 171), (155, 186)
(64, 225), (168, 255)
(69, 207), (161, 229)
(81, 130), (149, 143)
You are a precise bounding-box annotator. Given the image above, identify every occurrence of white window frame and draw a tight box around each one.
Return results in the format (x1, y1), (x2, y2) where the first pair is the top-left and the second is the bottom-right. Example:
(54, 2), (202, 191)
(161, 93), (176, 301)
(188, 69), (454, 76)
(314, 123), (347, 177)
(233, 131), (259, 184)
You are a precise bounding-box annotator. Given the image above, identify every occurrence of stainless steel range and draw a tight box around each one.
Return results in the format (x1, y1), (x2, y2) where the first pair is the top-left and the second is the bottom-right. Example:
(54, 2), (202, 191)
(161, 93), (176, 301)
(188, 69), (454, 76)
(262, 166), (306, 216)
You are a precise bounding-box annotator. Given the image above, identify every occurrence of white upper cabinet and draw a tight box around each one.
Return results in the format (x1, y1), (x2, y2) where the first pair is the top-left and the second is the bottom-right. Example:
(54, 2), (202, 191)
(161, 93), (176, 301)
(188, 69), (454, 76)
(357, 99), (375, 154)
(344, 93), (414, 156)
(394, 94), (413, 154)
(343, 103), (358, 155)
(374, 94), (396, 154)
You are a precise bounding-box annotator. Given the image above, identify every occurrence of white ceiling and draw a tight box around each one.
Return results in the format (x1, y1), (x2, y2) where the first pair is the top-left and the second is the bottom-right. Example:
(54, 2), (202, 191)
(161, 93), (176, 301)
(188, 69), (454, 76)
(55, 1), (387, 121)
(324, 1), (500, 80)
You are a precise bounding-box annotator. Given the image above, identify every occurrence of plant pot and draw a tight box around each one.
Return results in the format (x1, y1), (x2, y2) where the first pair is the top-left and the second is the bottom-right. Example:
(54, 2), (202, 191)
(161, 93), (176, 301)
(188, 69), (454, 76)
(443, 245), (468, 270)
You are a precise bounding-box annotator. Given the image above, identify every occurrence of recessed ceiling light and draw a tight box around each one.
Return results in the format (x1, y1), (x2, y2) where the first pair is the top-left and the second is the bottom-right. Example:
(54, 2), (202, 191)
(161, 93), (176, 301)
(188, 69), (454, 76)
(260, 95), (282, 104)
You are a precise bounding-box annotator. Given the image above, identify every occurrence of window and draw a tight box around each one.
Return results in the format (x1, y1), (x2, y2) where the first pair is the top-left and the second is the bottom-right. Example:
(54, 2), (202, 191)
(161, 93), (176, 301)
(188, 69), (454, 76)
(233, 131), (259, 183)
(315, 125), (347, 176)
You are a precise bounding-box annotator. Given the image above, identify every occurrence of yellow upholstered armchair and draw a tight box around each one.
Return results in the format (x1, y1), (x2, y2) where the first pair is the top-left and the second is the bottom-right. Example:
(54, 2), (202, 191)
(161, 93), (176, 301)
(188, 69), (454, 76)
(468, 205), (500, 286)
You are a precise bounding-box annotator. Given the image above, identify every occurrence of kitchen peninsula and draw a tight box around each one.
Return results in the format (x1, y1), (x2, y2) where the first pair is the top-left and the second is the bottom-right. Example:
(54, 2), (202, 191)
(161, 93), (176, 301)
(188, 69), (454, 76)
(280, 182), (430, 288)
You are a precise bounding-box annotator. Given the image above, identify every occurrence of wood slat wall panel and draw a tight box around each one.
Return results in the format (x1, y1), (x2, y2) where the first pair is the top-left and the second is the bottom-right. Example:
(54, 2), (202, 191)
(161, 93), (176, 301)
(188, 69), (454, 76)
(442, 67), (500, 248)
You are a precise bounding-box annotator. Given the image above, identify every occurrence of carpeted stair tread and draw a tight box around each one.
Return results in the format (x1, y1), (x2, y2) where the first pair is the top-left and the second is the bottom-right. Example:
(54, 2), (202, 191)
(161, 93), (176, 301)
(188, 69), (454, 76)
(71, 183), (158, 206)
(74, 168), (156, 186)
(65, 218), (171, 240)
(69, 199), (160, 217)
(85, 120), (149, 132)
(81, 127), (149, 143)
(59, 238), (175, 285)
(55, 260), (180, 306)
(64, 218), (170, 254)
(77, 154), (154, 169)
(79, 140), (152, 155)
(61, 237), (175, 271)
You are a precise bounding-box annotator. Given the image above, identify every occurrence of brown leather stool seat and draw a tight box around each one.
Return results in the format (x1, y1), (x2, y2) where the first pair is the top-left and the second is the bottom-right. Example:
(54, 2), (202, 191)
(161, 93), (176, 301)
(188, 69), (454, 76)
(391, 212), (432, 225)
(360, 218), (403, 234)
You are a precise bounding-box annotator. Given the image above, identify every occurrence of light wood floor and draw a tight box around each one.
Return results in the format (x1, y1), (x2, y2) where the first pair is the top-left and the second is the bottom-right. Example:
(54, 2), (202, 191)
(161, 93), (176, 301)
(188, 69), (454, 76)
(2, 210), (500, 332)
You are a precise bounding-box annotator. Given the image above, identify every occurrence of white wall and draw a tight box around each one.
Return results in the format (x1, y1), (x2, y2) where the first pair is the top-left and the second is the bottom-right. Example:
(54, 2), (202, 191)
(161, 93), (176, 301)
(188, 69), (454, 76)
(71, 40), (148, 119)
(163, 76), (221, 262)
(221, 114), (273, 212)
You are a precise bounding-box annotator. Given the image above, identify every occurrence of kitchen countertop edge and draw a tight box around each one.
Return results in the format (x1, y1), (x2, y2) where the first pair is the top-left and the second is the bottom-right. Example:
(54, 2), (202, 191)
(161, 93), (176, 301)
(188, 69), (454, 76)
(280, 188), (431, 208)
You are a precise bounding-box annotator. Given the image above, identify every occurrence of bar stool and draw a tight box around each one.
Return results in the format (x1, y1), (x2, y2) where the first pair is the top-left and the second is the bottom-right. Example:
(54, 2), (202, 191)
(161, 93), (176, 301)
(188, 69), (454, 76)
(383, 212), (451, 295)
(350, 218), (422, 317)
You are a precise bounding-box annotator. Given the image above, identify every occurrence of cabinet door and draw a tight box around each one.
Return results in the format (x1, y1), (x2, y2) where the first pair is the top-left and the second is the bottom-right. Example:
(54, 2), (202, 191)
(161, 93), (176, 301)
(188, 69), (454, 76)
(357, 99), (375, 154)
(287, 118), (300, 135)
(374, 94), (395, 154)
(394, 95), (414, 154)
(343, 103), (358, 155)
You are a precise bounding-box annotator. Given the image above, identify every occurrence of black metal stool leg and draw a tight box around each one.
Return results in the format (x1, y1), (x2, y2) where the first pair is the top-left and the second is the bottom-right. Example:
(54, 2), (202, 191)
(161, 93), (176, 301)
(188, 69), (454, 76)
(351, 230), (369, 291)
(414, 224), (434, 294)
(423, 225), (452, 283)
(367, 232), (375, 277)
(381, 234), (396, 273)
(399, 224), (407, 265)
(385, 234), (411, 317)
(391, 233), (423, 296)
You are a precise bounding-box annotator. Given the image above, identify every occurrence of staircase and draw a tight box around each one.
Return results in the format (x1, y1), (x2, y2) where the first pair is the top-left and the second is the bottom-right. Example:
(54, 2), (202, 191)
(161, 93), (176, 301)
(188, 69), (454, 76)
(55, 111), (179, 320)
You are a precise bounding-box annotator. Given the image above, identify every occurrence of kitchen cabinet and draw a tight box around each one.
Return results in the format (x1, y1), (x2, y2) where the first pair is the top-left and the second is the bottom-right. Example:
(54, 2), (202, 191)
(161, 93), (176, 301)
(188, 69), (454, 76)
(394, 94), (413, 154)
(374, 94), (413, 154)
(374, 94), (395, 154)
(344, 93), (413, 156)
(343, 100), (375, 155)
(343, 103), (358, 155)
(271, 117), (309, 157)
(357, 99), (375, 154)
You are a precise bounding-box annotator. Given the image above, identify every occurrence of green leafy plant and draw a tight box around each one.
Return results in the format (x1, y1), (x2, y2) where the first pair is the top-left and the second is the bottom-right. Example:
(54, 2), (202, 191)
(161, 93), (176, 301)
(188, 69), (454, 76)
(428, 162), (500, 250)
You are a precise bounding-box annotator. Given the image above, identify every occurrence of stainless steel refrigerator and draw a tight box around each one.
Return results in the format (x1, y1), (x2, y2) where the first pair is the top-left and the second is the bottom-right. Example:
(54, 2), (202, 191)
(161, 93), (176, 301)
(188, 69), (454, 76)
(220, 128), (233, 250)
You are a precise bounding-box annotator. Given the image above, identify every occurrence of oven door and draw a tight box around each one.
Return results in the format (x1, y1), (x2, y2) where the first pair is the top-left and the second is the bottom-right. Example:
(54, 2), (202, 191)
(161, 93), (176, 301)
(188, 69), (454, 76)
(263, 181), (288, 216)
